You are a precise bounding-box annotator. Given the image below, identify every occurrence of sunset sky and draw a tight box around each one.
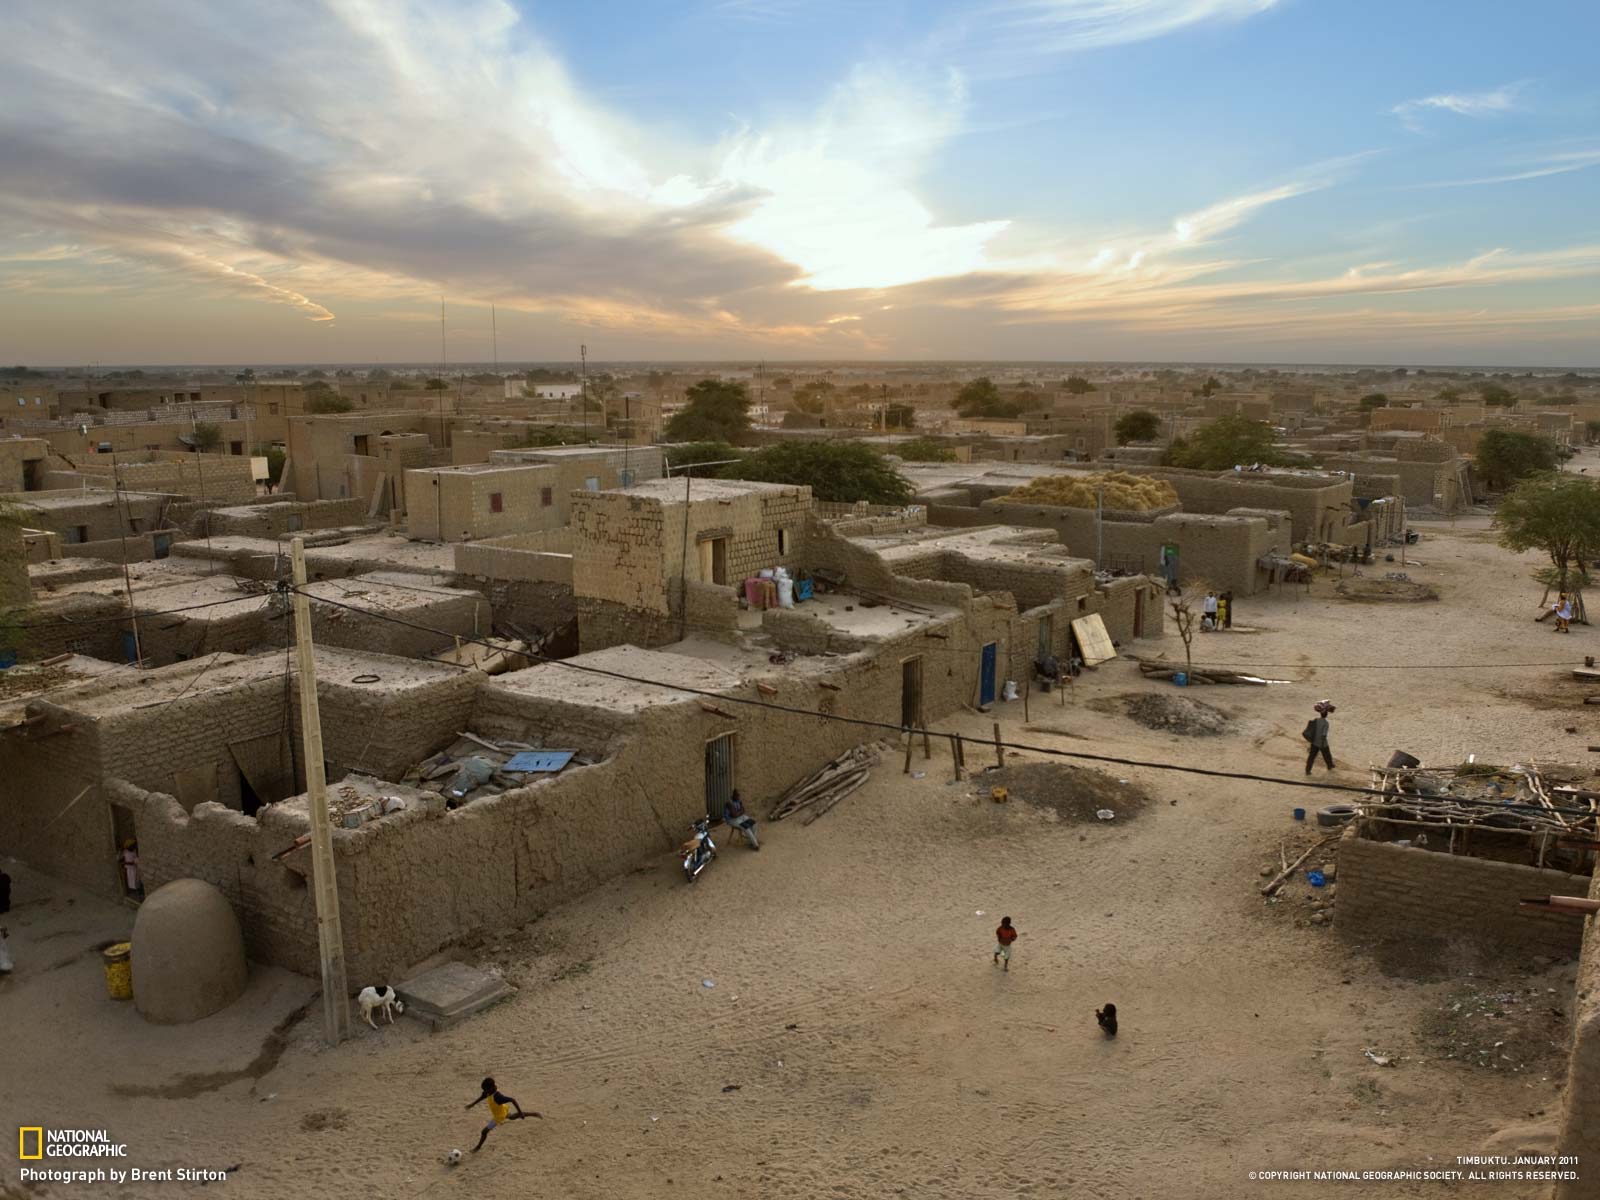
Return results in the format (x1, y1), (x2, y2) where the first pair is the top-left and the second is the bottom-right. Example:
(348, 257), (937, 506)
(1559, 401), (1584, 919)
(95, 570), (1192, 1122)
(1, 0), (1596, 366)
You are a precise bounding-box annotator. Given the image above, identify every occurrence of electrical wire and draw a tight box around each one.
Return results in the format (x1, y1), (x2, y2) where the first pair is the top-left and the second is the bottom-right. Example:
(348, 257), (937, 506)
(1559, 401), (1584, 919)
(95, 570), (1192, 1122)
(10, 591), (275, 629)
(287, 584), (1600, 821)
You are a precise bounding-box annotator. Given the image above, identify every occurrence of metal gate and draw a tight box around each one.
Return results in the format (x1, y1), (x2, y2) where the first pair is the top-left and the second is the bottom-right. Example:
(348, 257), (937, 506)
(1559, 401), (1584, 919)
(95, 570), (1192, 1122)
(979, 642), (997, 706)
(705, 734), (734, 821)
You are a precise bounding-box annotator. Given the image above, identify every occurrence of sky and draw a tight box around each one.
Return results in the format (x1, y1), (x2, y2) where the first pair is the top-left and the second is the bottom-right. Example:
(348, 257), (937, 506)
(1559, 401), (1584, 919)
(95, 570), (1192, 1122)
(0, 0), (1597, 367)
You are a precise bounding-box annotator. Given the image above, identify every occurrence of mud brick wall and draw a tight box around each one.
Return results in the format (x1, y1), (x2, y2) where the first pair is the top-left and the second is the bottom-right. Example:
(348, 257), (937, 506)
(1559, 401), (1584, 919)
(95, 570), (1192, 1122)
(306, 588), (489, 659)
(1337, 837), (1584, 958)
(1, 522), (27, 605)
(1129, 468), (1354, 543)
(1556, 862), (1600, 1193)
(290, 666), (480, 784)
(134, 603), (277, 667)
(475, 578), (575, 637)
(0, 705), (116, 895)
(17, 593), (126, 661)
(200, 498), (368, 538)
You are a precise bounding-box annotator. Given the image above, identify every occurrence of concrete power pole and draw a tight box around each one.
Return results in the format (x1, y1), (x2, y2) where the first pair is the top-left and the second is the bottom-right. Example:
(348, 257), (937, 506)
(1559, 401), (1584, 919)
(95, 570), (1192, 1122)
(289, 538), (350, 1046)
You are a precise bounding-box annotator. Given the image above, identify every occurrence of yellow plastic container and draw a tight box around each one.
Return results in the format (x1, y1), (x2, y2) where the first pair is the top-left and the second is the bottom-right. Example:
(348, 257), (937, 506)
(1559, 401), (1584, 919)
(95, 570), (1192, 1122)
(103, 942), (132, 1001)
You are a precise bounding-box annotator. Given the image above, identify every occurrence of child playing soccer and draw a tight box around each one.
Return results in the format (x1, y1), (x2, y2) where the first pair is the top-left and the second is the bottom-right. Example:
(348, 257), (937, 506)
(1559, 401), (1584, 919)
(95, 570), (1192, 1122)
(466, 1076), (540, 1152)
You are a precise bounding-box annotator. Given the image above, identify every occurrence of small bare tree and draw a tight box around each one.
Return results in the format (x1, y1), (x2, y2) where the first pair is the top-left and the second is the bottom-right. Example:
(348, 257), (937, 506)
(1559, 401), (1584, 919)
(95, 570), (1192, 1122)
(1167, 581), (1212, 674)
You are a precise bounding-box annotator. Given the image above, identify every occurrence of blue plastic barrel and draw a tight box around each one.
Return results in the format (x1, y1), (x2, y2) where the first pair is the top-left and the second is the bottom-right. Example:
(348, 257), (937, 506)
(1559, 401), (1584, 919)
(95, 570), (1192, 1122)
(1172, 672), (1188, 687)
(1292, 807), (1306, 821)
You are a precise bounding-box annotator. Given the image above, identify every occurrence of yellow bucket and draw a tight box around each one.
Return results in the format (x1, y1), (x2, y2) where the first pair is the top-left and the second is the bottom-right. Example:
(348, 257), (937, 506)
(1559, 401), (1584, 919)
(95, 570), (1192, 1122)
(103, 942), (132, 1001)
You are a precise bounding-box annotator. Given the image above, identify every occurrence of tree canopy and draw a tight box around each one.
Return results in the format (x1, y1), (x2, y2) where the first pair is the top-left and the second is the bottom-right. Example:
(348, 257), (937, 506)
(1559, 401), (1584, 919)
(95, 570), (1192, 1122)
(1494, 473), (1600, 593)
(1480, 382), (1517, 408)
(665, 379), (753, 444)
(304, 393), (353, 414)
(190, 421), (222, 452)
(730, 441), (913, 505)
(1586, 420), (1600, 446)
(883, 403), (916, 430)
(893, 436), (959, 463)
(1475, 428), (1563, 490)
(954, 377), (1026, 419)
(1062, 375), (1095, 394)
(1162, 414), (1298, 471)
(1358, 393), (1389, 410)
(1113, 410), (1161, 445)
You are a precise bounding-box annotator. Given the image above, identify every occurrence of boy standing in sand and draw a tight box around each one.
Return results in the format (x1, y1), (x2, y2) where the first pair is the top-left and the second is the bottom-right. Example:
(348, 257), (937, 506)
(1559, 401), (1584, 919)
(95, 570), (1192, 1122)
(993, 916), (1020, 971)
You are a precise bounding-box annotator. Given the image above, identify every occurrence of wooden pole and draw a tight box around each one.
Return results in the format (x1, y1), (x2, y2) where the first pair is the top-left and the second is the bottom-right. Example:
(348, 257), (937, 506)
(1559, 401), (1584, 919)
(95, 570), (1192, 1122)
(993, 722), (1004, 768)
(903, 735), (914, 775)
(290, 537), (350, 1047)
(950, 734), (963, 781)
(1024, 674), (1031, 723)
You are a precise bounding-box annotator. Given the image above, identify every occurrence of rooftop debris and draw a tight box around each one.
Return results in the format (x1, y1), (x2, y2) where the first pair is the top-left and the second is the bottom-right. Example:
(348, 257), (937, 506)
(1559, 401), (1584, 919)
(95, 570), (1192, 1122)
(402, 731), (592, 807)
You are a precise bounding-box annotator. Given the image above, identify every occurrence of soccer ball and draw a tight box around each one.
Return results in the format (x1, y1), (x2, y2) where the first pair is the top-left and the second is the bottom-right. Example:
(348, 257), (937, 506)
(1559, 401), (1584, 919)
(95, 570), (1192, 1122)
(446, 1149), (463, 1166)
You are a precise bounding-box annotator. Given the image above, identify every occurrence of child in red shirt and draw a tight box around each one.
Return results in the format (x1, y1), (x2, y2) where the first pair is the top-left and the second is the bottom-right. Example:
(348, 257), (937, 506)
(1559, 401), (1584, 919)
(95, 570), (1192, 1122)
(993, 916), (1020, 971)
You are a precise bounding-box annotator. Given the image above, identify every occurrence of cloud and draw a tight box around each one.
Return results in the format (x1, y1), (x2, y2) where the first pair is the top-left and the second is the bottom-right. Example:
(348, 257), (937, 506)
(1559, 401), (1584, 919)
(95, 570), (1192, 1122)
(985, 0), (1278, 55)
(1410, 146), (1600, 189)
(713, 63), (1010, 290)
(1393, 83), (1525, 131)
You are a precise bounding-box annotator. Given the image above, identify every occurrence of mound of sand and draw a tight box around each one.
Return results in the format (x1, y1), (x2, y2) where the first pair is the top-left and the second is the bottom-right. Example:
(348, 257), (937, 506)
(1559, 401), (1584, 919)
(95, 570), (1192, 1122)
(979, 762), (1151, 823)
(1336, 577), (1439, 602)
(1121, 693), (1232, 736)
(999, 471), (1178, 512)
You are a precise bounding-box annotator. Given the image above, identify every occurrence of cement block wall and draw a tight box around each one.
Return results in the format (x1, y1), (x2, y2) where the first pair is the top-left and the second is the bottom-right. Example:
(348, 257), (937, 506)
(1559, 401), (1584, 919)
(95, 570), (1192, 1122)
(200, 498), (369, 539)
(1337, 836), (1584, 958)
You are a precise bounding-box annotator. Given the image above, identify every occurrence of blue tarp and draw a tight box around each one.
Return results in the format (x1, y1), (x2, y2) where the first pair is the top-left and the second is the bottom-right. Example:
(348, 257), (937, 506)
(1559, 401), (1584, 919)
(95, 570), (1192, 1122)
(504, 751), (577, 774)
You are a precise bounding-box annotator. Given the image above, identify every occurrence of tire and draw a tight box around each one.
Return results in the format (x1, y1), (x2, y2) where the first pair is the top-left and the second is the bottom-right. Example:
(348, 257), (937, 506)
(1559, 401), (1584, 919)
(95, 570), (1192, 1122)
(1317, 805), (1356, 828)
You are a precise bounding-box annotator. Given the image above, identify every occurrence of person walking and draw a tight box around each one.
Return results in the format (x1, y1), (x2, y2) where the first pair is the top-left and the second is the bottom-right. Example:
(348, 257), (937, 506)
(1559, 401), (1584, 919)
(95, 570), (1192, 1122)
(992, 916), (1020, 972)
(1202, 591), (1219, 631)
(1303, 702), (1335, 775)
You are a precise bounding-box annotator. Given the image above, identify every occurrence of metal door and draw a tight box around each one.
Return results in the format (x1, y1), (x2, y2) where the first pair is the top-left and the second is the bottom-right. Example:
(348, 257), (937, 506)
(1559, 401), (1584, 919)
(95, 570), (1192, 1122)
(152, 532), (171, 559)
(705, 735), (734, 821)
(979, 642), (997, 706)
(122, 631), (140, 663)
(901, 657), (923, 730)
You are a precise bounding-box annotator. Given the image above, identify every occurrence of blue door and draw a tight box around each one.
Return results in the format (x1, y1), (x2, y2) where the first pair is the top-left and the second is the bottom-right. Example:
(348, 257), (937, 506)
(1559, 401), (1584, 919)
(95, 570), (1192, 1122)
(122, 631), (140, 663)
(979, 642), (997, 706)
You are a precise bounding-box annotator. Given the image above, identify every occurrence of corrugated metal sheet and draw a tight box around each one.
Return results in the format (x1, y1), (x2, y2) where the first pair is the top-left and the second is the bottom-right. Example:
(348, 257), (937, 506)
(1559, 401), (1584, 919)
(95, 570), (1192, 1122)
(504, 750), (576, 774)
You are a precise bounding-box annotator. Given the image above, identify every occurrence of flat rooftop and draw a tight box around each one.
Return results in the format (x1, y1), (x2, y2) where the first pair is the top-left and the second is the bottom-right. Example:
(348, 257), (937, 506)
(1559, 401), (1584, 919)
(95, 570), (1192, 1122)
(613, 477), (801, 503)
(39, 652), (286, 717)
(489, 644), (744, 714)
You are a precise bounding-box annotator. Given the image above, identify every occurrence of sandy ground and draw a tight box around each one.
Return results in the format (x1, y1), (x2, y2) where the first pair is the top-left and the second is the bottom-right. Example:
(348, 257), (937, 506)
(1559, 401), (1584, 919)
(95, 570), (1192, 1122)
(5, 517), (1598, 1200)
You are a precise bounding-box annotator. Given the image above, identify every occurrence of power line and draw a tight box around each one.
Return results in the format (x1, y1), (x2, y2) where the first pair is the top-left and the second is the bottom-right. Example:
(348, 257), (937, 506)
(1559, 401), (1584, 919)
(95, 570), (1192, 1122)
(287, 586), (1600, 821)
(11, 591), (275, 629)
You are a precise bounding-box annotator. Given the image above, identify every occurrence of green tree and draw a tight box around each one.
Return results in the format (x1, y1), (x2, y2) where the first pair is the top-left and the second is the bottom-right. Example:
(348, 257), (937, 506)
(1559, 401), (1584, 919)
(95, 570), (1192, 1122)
(190, 421), (222, 452)
(1585, 420), (1600, 446)
(255, 444), (286, 490)
(893, 436), (958, 463)
(954, 377), (1026, 419)
(1113, 410), (1161, 445)
(1358, 393), (1389, 410)
(1063, 375), (1095, 394)
(665, 379), (752, 444)
(1494, 473), (1600, 594)
(1436, 386), (1463, 403)
(664, 441), (740, 471)
(1475, 428), (1563, 490)
(304, 393), (353, 414)
(424, 378), (449, 391)
(731, 441), (913, 505)
(1162, 414), (1299, 471)
(884, 403), (916, 430)
(1480, 382), (1517, 408)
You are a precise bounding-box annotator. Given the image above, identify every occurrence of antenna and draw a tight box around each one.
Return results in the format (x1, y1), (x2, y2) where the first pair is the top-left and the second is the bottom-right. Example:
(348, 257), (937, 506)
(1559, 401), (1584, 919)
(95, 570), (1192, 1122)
(491, 303), (498, 374)
(580, 343), (588, 441)
(439, 297), (447, 418)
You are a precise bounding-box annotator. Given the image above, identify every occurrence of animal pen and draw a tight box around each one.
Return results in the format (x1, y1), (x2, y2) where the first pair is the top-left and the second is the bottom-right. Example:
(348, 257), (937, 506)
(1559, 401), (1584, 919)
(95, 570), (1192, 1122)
(1360, 760), (1600, 875)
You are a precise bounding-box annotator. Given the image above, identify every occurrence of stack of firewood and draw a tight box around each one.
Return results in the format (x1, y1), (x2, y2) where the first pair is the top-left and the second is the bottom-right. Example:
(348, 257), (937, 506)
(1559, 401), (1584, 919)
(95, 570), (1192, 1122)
(1136, 658), (1272, 686)
(768, 745), (880, 825)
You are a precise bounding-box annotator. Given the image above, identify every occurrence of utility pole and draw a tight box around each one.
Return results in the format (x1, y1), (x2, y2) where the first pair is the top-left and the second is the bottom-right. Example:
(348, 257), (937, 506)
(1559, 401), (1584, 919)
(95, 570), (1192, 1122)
(580, 344), (588, 441)
(490, 303), (498, 373)
(109, 448), (143, 665)
(289, 538), (350, 1047)
(1095, 484), (1104, 570)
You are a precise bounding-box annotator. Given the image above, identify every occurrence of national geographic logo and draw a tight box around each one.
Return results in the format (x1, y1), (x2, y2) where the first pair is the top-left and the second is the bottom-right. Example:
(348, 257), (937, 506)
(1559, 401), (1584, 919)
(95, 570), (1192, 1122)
(18, 1126), (129, 1159)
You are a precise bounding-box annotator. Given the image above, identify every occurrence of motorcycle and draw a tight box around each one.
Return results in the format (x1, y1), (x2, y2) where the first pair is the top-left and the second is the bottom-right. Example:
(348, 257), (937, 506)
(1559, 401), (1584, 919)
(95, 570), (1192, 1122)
(681, 818), (717, 883)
